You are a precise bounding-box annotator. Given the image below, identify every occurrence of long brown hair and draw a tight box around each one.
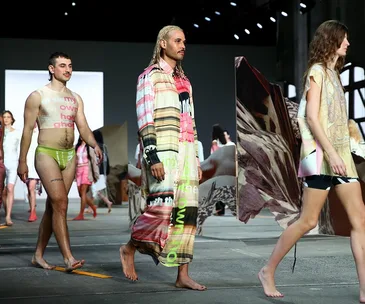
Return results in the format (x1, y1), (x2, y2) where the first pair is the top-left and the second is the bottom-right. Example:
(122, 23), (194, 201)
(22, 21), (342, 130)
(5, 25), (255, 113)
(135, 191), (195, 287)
(302, 20), (348, 91)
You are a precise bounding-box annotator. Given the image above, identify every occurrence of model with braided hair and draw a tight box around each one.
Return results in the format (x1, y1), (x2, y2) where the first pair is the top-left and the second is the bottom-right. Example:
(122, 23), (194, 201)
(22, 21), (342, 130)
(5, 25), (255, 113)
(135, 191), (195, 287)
(120, 25), (206, 291)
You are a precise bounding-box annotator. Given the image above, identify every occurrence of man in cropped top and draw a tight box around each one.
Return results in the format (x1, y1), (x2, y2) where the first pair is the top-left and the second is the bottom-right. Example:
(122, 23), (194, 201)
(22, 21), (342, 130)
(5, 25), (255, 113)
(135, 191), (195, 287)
(17, 52), (102, 272)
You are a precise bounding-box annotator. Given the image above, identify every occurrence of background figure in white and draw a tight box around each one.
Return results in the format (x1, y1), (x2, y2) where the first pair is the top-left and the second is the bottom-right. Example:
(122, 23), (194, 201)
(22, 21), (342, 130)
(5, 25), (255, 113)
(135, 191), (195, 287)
(24, 123), (40, 222)
(2, 110), (21, 226)
(223, 129), (236, 146)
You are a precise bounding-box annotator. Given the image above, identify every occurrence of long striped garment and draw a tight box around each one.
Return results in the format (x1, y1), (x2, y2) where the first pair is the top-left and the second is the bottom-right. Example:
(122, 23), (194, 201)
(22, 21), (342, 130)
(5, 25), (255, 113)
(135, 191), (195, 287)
(132, 58), (200, 266)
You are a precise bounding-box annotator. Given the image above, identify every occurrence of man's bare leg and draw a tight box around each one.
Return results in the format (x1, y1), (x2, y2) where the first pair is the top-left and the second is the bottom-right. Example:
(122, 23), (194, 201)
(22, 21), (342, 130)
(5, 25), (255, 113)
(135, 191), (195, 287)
(32, 197), (54, 269)
(175, 263), (207, 291)
(119, 240), (138, 281)
(35, 153), (84, 271)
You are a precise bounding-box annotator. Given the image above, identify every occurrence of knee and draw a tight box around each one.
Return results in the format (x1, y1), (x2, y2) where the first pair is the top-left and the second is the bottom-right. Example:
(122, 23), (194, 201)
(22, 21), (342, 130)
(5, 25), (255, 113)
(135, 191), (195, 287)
(351, 213), (365, 232)
(80, 193), (88, 200)
(299, 217), (318, 232)
(51, 198), (68, 215)
(6, 188), (13, 195)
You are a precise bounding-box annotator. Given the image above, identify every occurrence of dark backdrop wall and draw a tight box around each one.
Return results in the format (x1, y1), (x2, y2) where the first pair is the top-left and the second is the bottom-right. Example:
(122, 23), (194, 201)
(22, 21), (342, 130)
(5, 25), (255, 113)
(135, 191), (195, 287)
(0, 38), (276, 163)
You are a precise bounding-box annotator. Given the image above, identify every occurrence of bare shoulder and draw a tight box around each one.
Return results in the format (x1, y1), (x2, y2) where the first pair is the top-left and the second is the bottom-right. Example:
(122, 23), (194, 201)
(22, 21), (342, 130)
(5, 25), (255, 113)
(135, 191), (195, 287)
(70, 90), (84, 104)
(26, 90), (41, 106)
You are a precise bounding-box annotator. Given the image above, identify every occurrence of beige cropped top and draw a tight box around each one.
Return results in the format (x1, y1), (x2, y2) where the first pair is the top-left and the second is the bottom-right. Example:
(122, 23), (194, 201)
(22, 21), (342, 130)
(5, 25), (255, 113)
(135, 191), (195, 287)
(36, 85), (78, 129)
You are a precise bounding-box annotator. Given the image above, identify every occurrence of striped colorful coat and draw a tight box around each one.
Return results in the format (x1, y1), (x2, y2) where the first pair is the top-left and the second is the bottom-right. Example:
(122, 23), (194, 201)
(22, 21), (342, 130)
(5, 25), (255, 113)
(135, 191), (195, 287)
(133, 58), (200, 266)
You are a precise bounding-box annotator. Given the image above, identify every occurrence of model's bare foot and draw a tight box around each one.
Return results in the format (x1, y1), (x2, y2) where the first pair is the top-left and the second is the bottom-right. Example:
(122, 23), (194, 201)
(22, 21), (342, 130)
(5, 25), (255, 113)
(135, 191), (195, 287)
(106, 202), (112, 213)
(258, 267), (283, 298)
(31, 255), (55, 270)
(65, 258), (85, 272)
(119, 245), (138, 281)
(5, 217), (13, 226)
(73, 214), (85, 220)
(360, 289), (365, 303)
(175, 276), (207, 291)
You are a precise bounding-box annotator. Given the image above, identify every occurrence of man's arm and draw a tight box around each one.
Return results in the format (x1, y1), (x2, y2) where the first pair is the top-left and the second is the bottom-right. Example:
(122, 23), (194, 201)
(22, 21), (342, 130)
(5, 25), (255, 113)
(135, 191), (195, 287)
(74, 94), (102, 163)
(18, 91), (41, 182)
(136, 72), (164, 181)
(74, 94), (97, 148)
(136, 73), (160, 166)
(19, 91), (41, 163)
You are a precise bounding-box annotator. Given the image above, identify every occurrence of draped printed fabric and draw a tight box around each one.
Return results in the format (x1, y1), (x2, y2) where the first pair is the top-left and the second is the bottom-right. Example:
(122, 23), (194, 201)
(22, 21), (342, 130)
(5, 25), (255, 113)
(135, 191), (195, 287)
(133, 58), (199, 266)
(235, 56), (301, 229)
(297, 64), (357, 178)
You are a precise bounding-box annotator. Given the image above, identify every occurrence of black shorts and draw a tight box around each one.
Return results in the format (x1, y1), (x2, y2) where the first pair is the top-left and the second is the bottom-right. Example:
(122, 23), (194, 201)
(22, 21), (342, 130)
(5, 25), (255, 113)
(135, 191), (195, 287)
(303, 175), (359, 190)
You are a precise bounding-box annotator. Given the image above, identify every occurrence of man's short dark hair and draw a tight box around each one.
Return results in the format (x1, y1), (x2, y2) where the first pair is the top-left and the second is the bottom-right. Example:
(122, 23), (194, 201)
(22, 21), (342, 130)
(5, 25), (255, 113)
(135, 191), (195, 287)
(48, 52), (71, 81)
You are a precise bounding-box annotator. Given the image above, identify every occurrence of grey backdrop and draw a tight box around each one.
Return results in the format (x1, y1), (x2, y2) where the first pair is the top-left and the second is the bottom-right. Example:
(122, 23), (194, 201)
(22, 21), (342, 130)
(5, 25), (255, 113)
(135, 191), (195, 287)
(0, 38), (276, 163)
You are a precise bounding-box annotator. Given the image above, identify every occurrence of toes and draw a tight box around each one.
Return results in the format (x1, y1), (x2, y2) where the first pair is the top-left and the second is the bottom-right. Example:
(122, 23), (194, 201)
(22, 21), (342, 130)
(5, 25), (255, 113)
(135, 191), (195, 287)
(45, 265), (56, 270)
(66, 259), (85, 272)
(266, 292), (283, 298)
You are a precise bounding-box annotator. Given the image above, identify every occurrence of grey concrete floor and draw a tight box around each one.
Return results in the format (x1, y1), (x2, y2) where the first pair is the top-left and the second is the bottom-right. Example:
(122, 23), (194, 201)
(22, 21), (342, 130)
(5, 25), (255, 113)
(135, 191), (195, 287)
(0, 199), (361, 304)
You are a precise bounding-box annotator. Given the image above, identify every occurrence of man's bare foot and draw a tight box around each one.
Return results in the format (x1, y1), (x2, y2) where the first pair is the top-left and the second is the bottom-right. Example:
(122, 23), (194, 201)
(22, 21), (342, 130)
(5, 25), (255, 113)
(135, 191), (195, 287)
(5, 217), (13, 226)
(258, 267), (283, 298)
(119, 245), (138, 281)
(175, 276), (207, 291)
(31, 255), (55, 270)
(65, 258), (85, 272)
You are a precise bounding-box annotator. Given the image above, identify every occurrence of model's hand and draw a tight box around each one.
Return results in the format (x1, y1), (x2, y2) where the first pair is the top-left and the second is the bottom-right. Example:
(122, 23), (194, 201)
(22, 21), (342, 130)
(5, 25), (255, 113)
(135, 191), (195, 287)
(198, 166), (202, 181)
(17, 161), (29, 183)
(328, 151), (347, 176)
(94, 145), (103, 164)
(151, 162), (165, 181)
